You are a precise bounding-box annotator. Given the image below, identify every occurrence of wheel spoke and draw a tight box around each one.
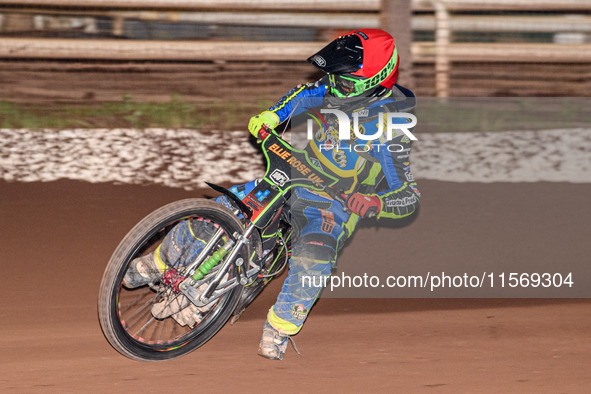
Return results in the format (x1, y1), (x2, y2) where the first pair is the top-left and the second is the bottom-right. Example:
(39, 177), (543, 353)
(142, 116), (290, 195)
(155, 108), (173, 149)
(119, 290), (158, 326)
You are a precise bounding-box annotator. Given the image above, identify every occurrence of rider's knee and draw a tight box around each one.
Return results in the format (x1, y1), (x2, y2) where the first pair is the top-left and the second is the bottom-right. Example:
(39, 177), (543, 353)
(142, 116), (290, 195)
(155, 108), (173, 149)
(292, 233), (338, 265)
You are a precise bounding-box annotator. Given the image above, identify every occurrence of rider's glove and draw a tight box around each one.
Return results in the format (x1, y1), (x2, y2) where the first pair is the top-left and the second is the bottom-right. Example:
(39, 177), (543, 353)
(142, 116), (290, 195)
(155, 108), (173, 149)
(248, 111), (280, 138)
(346, 193), (382, 219)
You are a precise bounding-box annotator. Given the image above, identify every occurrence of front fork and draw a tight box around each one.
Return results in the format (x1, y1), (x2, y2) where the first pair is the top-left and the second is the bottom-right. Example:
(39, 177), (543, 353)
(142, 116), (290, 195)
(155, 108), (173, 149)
(200, 223), (255, 301)
(178, 221), (261, 307)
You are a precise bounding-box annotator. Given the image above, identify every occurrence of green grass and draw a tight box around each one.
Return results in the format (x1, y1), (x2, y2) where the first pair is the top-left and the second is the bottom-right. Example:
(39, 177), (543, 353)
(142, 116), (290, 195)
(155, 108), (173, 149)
(0, 95), (274, 130)
(1, 96), (589, 132)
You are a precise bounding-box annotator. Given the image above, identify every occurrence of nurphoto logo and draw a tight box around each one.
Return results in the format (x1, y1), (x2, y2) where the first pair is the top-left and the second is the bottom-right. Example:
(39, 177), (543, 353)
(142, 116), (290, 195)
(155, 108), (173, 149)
(307, 109), (418, 142)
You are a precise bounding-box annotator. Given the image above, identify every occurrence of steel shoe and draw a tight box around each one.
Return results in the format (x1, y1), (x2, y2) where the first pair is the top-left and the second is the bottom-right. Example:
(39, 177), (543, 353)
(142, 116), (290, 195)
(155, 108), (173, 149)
(257, 321), (293, 360)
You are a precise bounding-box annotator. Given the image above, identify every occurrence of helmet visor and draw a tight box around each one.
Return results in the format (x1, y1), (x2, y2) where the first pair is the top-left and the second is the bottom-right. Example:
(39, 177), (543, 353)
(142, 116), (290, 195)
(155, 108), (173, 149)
(308, 34), (363, 74)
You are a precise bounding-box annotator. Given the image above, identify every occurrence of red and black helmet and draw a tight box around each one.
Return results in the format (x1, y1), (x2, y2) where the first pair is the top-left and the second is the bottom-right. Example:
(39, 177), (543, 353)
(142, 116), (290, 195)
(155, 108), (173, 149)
(308, 29), (399, 97)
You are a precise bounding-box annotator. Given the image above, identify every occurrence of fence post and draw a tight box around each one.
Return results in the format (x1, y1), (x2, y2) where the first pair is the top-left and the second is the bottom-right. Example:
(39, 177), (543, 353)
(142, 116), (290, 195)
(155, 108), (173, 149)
(432, 0), (450, 97)
(380, 0), (414, 90)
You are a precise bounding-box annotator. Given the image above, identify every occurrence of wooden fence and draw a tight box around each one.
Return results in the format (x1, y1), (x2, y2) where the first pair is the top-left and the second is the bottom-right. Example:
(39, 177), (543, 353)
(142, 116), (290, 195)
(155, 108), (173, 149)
(2, 39), (591, 63)
(2, 0), (591, 96)
(3, 0), (591, 11)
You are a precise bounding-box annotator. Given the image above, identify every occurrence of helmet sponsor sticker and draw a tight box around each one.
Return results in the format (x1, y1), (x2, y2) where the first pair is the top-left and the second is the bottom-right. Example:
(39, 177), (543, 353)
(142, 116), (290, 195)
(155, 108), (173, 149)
(354, 30), (370, 40)
(310, 55), (326, 67)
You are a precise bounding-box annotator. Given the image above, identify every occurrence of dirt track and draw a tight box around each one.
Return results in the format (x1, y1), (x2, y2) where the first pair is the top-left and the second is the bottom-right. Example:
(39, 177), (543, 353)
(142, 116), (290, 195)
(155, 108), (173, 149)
(1, 178), (589, 393)
(2, 56), (590, 392)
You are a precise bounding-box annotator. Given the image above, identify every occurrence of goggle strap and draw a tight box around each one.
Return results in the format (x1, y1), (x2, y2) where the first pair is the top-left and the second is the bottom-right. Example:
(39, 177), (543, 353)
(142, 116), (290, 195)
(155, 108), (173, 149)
(328, 47), (398, 97)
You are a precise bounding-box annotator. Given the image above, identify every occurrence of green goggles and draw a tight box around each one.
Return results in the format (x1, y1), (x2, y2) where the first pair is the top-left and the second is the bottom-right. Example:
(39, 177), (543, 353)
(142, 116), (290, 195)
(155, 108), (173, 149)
(328, 47), (398, 98)
(328, 73), (366, 97)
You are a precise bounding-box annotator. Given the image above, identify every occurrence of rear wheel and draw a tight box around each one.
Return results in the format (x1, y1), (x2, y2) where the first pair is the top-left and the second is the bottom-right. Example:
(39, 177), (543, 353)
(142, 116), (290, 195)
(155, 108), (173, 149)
(98, 199), (259, 361)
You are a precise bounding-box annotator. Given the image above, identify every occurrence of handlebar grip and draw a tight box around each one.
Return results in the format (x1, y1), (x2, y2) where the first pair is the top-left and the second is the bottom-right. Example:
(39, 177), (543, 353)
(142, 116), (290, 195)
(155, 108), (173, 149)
(258, 126), (271, 141)
(366, 209), (378, 218)
(323, 187), (348, 207)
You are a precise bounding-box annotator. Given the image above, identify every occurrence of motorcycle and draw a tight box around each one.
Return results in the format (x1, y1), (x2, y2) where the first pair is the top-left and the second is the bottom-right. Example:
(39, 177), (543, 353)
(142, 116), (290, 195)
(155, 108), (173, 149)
(97, 126), (345, 361)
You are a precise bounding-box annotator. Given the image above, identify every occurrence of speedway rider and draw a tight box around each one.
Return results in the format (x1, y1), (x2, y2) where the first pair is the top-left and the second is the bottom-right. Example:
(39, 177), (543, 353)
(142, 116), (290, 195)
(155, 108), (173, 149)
(123, 29), (420, 360)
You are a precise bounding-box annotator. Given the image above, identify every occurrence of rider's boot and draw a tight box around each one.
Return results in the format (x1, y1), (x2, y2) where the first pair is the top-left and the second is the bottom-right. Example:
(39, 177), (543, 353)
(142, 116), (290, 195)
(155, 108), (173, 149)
(257, 320), (291, 360)
(123, 253), (161, 288)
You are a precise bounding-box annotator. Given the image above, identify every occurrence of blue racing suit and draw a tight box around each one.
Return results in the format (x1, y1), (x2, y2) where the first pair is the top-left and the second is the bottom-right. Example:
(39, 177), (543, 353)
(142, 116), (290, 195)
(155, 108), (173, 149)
(158, 77), (420, 335)
(236, 78), (420, 334)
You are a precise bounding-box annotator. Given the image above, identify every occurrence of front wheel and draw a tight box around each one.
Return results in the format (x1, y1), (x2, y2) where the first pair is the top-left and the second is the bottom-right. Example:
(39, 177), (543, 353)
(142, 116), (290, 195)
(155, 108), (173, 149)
(98, 199), (259, 361)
